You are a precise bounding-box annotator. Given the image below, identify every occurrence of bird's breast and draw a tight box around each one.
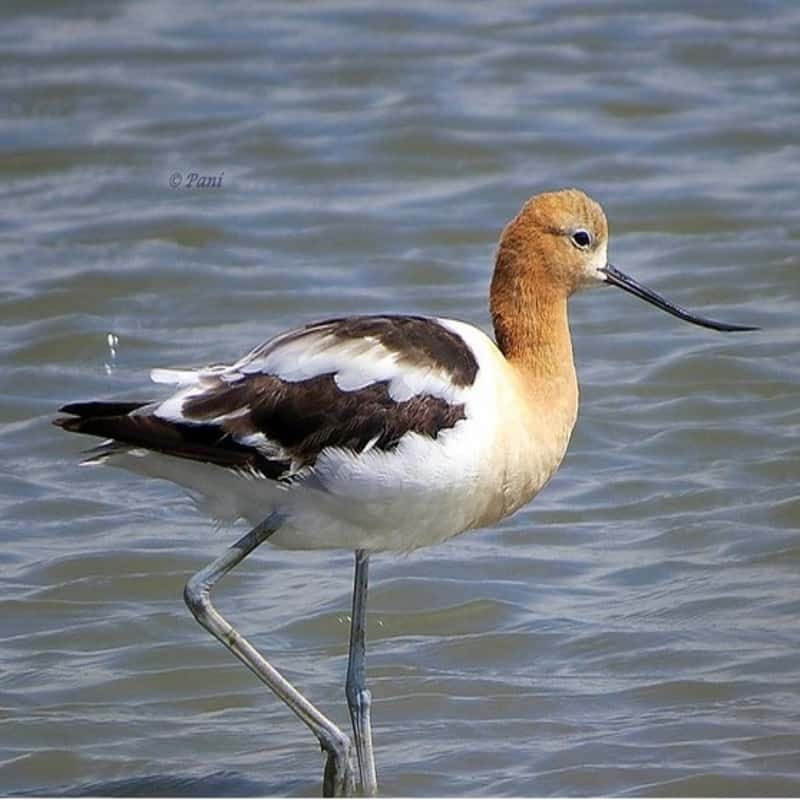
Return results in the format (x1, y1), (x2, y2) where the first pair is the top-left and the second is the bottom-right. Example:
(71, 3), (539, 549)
(471, 363), (579, 529)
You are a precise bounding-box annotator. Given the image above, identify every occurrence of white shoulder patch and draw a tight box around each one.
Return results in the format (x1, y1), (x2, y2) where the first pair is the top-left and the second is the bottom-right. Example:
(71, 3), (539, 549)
(150, 368), (197, 386)
(147, 317), (487, 427)
(230, 323), (475, 404)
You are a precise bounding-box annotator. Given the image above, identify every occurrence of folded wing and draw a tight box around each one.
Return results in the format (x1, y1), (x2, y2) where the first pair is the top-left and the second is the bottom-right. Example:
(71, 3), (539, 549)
(55, 315), (480, 482)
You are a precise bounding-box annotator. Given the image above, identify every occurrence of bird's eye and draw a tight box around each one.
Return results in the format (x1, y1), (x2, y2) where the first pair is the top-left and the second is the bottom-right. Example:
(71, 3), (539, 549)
(571, 229), (592, 249)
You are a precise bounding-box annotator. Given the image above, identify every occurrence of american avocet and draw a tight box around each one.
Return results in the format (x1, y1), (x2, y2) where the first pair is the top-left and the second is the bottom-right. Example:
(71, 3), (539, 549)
(55, 189), (756, 796)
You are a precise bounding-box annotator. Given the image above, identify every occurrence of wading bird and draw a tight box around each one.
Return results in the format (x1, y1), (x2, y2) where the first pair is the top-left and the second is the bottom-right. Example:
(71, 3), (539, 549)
(55, 189), (755, 796)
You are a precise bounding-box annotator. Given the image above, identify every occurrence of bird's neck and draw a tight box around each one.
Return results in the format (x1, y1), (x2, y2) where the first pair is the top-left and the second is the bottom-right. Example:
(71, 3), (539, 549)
(490, 275), (576, 387)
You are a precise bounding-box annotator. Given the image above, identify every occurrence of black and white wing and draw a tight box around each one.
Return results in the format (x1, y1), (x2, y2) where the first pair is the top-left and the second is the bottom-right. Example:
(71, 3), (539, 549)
(56, 315), (481, 482)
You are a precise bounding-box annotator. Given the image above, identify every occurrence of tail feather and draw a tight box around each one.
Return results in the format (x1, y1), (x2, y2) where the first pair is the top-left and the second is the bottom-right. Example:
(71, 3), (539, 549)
(54, 399), (284, 478)
(58, 400), (151, 418)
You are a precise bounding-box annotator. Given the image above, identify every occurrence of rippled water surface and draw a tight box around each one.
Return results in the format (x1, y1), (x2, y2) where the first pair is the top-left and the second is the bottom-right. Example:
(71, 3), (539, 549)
(2, 1), (799, 796)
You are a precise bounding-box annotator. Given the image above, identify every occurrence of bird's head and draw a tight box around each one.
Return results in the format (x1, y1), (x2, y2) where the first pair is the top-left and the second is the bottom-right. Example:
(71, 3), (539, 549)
(492, 188), (757, 332)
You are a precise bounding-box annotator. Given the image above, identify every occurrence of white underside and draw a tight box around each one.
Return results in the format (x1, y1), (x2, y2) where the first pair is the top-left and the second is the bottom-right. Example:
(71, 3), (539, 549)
(92, 320), (571, 551)
(109, 427), (485, 551)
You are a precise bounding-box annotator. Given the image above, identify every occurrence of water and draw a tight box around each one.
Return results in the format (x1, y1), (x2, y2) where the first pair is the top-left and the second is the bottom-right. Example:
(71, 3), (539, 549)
(2, 1), (799, 796)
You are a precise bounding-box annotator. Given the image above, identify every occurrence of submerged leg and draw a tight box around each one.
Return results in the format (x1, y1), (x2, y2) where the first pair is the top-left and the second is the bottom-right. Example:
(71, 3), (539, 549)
(345, 549), (378, 795)
(183, 515), (355, 798)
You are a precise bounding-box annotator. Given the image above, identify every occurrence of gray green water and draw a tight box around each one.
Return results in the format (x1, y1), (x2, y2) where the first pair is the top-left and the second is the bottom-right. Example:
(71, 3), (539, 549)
(2, 1), (799, 796)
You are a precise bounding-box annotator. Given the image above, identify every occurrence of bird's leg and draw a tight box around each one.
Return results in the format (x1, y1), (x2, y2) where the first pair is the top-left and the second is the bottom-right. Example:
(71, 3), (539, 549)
(345, 549), (378, 795)
(183, 515), (356, 798)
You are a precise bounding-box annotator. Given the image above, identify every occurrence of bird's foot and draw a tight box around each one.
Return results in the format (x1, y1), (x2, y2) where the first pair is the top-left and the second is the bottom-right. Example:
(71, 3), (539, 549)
(321, 731), (356, 797)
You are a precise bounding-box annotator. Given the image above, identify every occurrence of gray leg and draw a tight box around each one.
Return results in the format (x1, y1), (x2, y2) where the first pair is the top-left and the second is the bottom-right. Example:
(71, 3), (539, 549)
(183, 515), (356, 798)
(345, 549), (378, 795)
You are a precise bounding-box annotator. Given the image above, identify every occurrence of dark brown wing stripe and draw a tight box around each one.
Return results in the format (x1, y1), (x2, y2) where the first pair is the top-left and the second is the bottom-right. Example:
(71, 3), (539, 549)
(184, 373), (466, 471)
(56, 374), (467, 480)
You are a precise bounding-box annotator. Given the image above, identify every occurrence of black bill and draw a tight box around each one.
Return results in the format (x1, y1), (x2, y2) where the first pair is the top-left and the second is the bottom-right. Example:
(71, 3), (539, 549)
(599, 264), (758, 332)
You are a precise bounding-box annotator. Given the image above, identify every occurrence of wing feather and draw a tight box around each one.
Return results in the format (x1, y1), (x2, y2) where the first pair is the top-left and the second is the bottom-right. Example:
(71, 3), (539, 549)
(57, 315), (479, 481)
